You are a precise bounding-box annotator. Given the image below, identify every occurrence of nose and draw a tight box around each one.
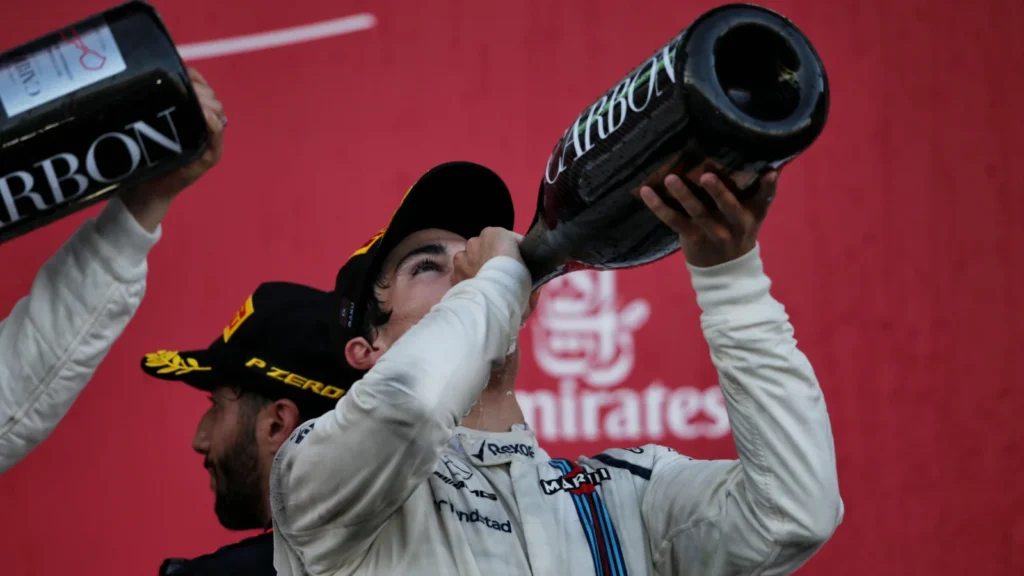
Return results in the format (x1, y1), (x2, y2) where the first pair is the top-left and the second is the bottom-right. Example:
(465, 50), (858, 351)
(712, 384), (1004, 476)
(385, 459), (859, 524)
(192, 410), (212, 455)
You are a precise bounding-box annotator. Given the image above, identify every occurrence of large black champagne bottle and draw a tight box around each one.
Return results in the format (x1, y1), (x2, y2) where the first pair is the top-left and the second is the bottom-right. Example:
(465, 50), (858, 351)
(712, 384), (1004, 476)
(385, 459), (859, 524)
(0, 0), (208, 245)
(519, 3), (829, 287)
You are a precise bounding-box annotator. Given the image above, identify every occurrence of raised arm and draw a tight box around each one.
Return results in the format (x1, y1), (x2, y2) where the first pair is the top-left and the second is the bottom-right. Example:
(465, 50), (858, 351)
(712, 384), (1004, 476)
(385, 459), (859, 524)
(624, 171), (841, 574)
(592, 245), (841, 574)
(0, 67), (224, 475)
(0, 198), (158, 474)
(270, 253), (531, 574)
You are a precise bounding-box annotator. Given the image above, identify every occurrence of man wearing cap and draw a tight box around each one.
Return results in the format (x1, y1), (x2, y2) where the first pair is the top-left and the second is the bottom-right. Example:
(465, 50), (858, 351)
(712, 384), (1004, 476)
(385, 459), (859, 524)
(141, 281), (350, 575)
(270, 162), (842, 575)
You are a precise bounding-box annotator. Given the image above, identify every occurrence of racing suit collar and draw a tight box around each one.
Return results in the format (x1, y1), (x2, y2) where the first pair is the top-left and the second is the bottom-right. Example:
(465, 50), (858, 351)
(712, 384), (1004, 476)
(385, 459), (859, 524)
(450, 425), (544, 466)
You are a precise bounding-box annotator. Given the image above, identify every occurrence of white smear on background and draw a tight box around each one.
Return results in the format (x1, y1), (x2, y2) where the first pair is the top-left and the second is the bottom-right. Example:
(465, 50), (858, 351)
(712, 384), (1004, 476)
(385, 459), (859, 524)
(177, 13), (376, 61)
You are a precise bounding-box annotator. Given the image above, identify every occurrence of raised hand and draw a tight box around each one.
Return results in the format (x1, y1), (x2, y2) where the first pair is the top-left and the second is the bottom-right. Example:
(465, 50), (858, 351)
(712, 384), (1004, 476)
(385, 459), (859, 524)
(640, 171), (778, 267)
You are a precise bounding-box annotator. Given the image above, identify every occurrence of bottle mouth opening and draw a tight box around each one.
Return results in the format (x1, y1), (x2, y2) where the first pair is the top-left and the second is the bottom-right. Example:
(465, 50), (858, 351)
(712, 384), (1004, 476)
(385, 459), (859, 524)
(713, 23), (802, 122)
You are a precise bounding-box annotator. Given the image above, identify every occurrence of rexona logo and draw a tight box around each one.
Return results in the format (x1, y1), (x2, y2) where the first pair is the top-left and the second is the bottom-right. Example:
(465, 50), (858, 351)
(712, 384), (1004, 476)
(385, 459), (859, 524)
(520, 270), (730, 443)
(487, 443), (534, 458)
(472, 442), (535, 462)
(541, 468), (611, 496)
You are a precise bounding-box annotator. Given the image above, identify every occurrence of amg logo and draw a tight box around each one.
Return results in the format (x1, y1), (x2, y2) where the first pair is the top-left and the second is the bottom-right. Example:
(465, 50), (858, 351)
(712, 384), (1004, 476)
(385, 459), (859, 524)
(432, 471), (498, 501)
(541, 468), (612, 495)
(433, 470), (466, 490)
(487, 443), (534, 458)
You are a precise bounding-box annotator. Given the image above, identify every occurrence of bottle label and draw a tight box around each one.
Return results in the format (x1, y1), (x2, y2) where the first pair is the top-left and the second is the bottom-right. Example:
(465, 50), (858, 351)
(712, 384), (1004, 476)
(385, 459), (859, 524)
(0, 18), (127, 118)
(543, 31), (685, 190)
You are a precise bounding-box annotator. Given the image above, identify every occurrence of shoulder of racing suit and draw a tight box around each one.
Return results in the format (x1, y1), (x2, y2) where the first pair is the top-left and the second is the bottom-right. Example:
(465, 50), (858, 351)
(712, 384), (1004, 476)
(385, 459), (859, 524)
(583, 443), (693, 478)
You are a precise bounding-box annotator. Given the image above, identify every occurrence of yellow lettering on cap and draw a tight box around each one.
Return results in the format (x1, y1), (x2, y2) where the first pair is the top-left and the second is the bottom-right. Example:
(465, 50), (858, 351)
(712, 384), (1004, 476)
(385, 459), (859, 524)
(223, 295), (255, 342)
(248, 361), (347, 402)
(321, 386), (345, 399)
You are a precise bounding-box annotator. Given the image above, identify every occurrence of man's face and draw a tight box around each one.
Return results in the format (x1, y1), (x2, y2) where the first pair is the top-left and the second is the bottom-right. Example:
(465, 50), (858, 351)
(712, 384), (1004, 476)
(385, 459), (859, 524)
(191, 386), (266, 530)
(372, 228), (467, 350)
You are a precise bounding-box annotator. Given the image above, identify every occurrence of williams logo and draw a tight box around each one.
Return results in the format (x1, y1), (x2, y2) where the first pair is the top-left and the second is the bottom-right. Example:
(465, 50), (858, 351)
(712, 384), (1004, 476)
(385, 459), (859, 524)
(541, 467), (611, 496)
(291, 422), (314, 445)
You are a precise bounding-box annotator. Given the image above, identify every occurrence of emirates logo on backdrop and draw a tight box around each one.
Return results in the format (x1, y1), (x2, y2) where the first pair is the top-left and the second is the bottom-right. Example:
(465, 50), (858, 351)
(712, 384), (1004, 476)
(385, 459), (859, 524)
(519, 270), (730, 444)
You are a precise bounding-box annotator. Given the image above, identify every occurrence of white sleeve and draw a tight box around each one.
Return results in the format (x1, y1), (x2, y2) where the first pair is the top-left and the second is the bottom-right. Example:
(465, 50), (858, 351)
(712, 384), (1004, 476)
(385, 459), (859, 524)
(633, 245), (842, 575)
(0, 198), (159, 474)
(270, 256), (531, 575)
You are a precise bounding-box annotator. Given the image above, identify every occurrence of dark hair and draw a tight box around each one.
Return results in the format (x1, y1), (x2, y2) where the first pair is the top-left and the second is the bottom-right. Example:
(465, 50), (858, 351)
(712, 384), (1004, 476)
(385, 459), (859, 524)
(361, 272), (393, 345)
(234, 388), (321, 425)
(236, 389), (274, 420)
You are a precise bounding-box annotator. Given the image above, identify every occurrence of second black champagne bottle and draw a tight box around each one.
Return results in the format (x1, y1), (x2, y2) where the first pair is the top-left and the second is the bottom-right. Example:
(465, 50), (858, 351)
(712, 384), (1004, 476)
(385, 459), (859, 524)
(519, 3), (830, 287)
(0, 0), (209, 245)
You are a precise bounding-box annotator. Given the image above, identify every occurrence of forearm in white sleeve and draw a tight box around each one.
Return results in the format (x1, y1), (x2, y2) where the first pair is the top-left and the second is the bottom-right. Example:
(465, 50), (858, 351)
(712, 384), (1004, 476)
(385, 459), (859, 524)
(637, 245), (842, 575)
(0, 197), (160, 474)
(270, 256), (531, 574)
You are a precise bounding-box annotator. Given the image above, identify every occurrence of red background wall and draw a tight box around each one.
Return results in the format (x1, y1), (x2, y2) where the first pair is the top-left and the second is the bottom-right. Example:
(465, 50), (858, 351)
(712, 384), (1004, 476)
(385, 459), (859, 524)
(1, 0), (1022, 574)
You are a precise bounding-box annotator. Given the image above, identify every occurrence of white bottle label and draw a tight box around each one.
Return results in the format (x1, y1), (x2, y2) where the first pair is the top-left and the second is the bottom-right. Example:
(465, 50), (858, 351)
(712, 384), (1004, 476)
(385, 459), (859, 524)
(0, 19), (127, 118)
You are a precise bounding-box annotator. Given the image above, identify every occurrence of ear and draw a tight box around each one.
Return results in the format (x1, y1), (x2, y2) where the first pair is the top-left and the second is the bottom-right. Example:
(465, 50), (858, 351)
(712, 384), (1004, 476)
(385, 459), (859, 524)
(259, 399), (302, 453)
(345, 336), (379, 371)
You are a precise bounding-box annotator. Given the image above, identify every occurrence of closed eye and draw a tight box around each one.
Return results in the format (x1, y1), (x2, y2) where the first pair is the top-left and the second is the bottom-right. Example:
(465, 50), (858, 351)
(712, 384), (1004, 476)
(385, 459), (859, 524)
(411, 257), (443, 276)
(395, 243), (448, 278)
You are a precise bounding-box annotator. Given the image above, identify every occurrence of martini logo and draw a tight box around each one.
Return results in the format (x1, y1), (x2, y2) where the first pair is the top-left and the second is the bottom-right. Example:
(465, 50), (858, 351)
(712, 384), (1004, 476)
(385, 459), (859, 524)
(519, 270), (730, 443)
(541, 467), (611, 495)
(223, 295), (255, 342)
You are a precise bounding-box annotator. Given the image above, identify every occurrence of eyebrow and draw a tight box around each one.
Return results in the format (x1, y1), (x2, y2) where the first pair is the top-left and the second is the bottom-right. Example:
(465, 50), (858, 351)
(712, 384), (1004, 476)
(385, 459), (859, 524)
(393, 243), (448, 273)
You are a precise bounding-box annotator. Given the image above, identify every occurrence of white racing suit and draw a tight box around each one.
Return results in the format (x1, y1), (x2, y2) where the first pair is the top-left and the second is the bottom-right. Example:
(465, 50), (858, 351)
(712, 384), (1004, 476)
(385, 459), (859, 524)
(0, 198), (159, 474)
(271, 246), (843, 575)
